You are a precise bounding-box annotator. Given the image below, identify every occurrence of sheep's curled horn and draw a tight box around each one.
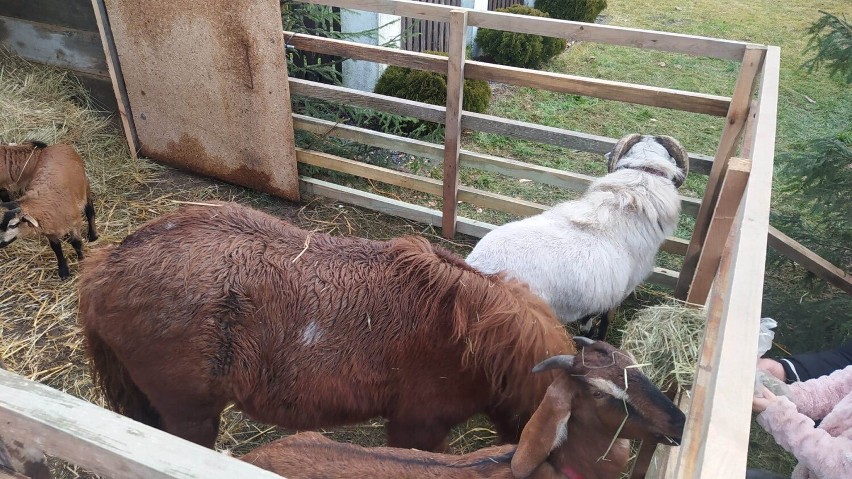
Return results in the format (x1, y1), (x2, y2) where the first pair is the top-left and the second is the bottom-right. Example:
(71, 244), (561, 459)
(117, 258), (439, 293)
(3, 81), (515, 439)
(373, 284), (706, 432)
(607, 134), (690, 188)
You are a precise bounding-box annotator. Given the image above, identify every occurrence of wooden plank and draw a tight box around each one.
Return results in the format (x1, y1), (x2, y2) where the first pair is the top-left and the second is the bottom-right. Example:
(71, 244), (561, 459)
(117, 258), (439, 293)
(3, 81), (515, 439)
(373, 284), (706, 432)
(0, 369), (282, 479)
(441, 10), (467, 238)
(92, 0), (140, 155)
(286, 31), (447, 74)
(674, 46), (765, 298)
(290, 80), (716, 175)
(297, 0), (750, 60)
(0, 16), (107, 76)
(686, 157), (752, 304)
(768, 226), (852, 295)
(465, 61), (731, 116)
(0, 0), (99, 32)
(674, 45), (779, 479)
(286, 33), (731, 116)
(103, 0), (300, 200)
(297, 148), (545, 217)
(300, 176), (494, 237)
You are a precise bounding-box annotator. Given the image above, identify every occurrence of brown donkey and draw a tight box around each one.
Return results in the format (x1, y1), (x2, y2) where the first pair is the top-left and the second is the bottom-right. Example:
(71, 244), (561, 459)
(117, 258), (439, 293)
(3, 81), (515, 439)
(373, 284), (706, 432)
(78, 202), (575, 450)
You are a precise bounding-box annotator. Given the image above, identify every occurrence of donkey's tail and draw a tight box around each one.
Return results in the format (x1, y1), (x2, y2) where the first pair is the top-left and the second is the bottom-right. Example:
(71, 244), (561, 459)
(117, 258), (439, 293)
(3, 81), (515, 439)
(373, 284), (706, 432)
(84, 328), (161, 429)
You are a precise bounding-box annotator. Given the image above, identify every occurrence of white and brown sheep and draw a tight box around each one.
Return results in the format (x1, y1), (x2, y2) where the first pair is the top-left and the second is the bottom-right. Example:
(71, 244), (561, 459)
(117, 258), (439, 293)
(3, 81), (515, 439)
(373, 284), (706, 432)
(0, 141), (97, 279)
(466, 134), (689, 339)
(240, 338), (685, 479)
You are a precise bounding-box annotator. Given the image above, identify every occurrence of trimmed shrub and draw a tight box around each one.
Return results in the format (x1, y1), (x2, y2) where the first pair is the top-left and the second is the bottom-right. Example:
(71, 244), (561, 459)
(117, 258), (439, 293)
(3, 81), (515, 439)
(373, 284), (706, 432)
(475, 5), (567, 69)
(373, 52), (492, 113)
(534, 0), (608, 23)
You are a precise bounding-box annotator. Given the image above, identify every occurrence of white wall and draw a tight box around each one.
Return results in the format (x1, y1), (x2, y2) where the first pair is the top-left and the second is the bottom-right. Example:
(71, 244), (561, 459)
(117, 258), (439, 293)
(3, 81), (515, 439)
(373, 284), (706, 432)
(340, 11), (402, 91)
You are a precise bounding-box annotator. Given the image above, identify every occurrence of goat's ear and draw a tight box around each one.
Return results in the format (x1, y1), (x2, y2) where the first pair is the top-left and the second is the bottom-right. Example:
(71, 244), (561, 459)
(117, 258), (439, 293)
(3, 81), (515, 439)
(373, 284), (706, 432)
(21, 214), (39, 228)
(511, 380), (574, 479)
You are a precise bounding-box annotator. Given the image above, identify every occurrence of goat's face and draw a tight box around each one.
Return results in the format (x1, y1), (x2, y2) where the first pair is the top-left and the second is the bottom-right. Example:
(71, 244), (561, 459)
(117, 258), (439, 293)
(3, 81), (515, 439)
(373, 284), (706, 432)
(0, 202), (37, 247)
(567, 338), (684, 445)
(607, 134), (689, 188)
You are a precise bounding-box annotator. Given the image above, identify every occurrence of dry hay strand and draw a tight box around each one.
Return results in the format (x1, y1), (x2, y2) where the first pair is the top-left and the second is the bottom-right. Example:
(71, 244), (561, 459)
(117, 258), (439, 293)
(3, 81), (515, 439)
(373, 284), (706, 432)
(620, 301), (706, 393)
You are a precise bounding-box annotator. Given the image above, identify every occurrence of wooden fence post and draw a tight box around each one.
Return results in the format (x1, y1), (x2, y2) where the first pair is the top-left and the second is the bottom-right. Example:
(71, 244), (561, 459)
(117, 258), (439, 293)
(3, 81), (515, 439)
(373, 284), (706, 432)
(686, 158), (752, 304)
(675, 46), (765, 299)
(441, 9), (468, 238)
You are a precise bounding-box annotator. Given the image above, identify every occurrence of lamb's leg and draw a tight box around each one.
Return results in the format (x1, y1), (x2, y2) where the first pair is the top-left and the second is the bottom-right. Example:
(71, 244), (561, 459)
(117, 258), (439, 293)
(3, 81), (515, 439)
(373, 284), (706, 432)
(48, 237), (70, 280)
(69, 234), (84, 260)
(85, 195), (98, 241)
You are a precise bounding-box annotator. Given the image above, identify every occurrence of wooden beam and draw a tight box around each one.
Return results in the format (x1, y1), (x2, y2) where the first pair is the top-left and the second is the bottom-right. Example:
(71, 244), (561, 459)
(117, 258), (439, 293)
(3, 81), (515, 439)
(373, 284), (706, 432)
(0, 16), (107, 76)
(296, 0), (751, 60)
(686, 157), (752, 304)
(287, 33), (731, 116)
(768, 226), (852, 295)
(300, 176), (494, 237)
(297, 148), (545, 217)
(674, 45), (778, 479)
(91, 0), (140, 155)
(0, 369), (282, 479)
(0, 0), (100, 32)
(465, 61), (731, 116)
(675, 46), (765, 298)
(441, 10), (467, 238)
(290, 81), (716, 175)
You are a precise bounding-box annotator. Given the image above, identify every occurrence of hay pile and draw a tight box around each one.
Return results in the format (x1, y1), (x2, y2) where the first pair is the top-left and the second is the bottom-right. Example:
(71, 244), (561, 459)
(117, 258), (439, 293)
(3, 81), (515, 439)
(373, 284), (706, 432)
(620, 301), (706, 393)
(0, 51), (490, 477)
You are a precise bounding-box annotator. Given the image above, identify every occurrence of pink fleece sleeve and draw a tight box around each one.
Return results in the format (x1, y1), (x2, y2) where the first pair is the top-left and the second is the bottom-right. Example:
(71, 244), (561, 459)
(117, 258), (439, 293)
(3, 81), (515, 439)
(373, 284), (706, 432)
(757, 396), (852, 479)
(788, 365), (852, 421)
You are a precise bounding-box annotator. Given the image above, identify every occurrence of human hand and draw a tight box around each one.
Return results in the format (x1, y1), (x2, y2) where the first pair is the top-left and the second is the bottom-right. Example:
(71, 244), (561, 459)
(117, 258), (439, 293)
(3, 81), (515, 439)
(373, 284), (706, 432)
(753, 385), (778, 413)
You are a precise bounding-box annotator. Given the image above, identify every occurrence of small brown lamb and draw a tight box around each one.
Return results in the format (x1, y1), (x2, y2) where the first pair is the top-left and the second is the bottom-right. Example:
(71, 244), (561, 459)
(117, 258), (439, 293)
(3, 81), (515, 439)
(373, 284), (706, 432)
(0, 141), (97, 279)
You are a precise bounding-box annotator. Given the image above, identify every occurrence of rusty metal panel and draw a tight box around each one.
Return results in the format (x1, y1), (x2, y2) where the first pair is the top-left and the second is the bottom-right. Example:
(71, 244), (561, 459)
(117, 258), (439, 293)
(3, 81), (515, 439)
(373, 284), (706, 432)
(102, 0), (300, 200)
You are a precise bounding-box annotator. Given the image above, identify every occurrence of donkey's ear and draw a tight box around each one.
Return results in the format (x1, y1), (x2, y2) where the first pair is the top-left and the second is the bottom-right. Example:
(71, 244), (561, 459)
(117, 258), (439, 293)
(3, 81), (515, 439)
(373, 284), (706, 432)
(21, 214), (39, 228)
(511, 380), (574, 479)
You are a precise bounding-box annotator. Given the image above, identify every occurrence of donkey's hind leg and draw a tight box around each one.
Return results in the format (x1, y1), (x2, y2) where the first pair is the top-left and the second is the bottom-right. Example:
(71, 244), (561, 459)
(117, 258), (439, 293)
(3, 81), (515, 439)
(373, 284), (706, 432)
(158, 406), (222, 448)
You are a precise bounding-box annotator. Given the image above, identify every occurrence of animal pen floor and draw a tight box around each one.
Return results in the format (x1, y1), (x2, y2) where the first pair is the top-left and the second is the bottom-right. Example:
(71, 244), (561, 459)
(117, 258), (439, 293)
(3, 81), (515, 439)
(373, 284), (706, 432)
(0, 54), (676, 477)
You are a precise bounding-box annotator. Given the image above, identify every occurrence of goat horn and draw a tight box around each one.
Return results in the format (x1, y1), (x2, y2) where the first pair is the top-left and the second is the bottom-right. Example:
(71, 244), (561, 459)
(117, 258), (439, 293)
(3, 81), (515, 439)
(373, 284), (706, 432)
(607, 134), (643, 173)
(654, 135), (690, 188)
(532, 355), (576, 373)
(573, 336), (595, 346)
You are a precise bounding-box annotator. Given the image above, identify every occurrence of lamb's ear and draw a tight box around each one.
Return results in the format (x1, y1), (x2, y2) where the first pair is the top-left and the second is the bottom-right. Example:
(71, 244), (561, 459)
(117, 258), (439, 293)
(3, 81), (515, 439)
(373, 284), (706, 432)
(654, 135), (689, 187)
(607, 134), (643, 172)
(21, 214), (39, 228)
(511, 380), (574, 479)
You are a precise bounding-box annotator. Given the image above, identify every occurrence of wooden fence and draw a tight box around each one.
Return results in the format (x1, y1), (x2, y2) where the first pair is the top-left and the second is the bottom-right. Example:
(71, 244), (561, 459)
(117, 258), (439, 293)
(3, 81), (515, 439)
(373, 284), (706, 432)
(402, 0), (461, 52)
(0, 0), (848, 477)
(488, 0), (523, 10)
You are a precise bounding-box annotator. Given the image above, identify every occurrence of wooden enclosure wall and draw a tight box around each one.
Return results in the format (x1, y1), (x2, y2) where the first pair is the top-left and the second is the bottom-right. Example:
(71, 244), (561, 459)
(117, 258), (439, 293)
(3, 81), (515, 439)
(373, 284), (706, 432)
(0, 0), (117, 112)
(402, 0), (461, 52)
(99, 0), (301, 201)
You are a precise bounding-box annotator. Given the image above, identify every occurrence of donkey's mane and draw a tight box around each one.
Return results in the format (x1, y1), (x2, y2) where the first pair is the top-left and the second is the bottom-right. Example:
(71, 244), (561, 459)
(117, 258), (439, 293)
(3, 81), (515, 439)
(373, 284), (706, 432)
(387, 236), (575, 410)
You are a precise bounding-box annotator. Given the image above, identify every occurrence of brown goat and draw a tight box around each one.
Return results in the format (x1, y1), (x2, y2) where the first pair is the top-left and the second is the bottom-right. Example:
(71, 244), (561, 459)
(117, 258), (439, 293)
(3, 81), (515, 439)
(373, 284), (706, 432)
(240, 339), (686, 479)
(79, 202), (576, 451)
(0, 142), (97, 279)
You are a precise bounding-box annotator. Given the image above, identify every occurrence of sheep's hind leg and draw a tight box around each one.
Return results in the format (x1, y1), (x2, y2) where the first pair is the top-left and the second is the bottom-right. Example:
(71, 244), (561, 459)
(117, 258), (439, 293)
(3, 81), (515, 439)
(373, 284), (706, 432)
(84, 197), (98, 241)
(48, 238), (70, 279)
